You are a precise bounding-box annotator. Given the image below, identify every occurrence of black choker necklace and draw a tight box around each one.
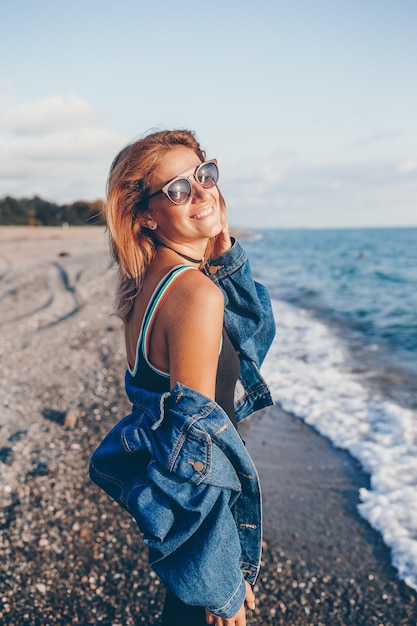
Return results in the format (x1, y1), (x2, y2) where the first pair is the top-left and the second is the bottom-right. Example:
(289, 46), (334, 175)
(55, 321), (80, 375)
(157, 242), (204, 265)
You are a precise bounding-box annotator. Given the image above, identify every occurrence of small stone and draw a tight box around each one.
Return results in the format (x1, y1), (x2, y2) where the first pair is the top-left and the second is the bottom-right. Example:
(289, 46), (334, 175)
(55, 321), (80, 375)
(64, 409), (79, 429)
(35, 583), (47, 594)
(0, 447), (13, 465)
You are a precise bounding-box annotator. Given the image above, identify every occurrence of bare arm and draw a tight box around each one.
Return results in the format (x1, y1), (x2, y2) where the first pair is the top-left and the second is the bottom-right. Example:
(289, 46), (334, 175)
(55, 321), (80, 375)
(164, 270), (225, 398)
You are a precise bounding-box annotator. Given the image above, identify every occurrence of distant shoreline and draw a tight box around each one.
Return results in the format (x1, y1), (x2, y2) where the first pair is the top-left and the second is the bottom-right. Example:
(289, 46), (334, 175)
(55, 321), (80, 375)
(0, 224), (256, 244)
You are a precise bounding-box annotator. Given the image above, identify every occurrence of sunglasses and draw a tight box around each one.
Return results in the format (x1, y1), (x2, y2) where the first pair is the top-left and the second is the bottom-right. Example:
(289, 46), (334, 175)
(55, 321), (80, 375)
(144, 159), (219, 205)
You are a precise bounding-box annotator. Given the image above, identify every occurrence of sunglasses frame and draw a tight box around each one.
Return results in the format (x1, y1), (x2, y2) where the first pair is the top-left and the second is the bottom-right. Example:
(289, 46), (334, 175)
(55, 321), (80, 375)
(144, 159), (219, 205)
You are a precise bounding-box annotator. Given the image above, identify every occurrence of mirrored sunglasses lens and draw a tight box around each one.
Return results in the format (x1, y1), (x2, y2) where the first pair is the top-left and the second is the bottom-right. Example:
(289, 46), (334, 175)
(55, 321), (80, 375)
(167, 179), (192, 204)
(197, 162), (218, 188)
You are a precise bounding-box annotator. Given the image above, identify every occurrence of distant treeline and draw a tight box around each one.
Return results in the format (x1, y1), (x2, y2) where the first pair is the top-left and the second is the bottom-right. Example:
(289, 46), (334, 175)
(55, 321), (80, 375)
(0, 196), (106, 226)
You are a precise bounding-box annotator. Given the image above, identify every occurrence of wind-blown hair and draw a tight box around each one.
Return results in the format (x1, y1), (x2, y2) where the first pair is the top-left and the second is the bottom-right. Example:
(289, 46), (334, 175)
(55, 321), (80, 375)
(105, 129), (225, 321)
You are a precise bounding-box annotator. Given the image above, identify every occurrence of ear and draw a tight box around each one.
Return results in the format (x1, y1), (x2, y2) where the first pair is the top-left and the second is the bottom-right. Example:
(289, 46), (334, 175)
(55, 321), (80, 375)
(141, 215), (157, 230)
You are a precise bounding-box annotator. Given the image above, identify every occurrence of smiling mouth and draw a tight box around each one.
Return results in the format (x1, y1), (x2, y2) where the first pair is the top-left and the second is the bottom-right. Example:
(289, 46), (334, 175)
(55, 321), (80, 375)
(190, 207), (214, 220)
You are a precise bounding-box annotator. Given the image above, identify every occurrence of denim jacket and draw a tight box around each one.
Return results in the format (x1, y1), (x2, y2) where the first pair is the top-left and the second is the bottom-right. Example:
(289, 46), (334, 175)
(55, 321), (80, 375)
(89, 239), (276, 618)
(202, 238), (275, 422)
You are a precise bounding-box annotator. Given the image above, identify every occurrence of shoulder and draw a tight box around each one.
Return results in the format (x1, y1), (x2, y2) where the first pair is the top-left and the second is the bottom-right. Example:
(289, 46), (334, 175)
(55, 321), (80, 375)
(163, 268), (224, 332)
(173, 267), (224, 307)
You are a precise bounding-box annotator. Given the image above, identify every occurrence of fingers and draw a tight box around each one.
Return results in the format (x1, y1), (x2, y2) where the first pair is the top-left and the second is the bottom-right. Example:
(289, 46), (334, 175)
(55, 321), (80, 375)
(221, 213), (230, 235)
(205, 605), (248, 626)
(220, 219), (231, 245)
(245, 581), (256, 611)
(213, 227), (232, 257)
(204, 580), (256, 625)
(204, 581), (255, 625)
(205, 609), (240, 625)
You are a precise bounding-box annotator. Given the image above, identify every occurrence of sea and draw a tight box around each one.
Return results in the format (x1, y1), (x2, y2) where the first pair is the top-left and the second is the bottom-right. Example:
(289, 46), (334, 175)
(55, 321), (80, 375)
(243, 227), (417, 590)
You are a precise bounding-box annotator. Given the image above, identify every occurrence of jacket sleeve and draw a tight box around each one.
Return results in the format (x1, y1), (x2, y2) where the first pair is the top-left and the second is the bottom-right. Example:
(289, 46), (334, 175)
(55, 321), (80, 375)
(143, 468), (247, 618)
(203, 238), (276, 368)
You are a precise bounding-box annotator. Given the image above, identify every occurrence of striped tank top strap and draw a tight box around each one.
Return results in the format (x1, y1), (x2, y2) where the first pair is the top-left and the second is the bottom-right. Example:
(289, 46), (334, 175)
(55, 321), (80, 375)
(138, 265), (197, 369)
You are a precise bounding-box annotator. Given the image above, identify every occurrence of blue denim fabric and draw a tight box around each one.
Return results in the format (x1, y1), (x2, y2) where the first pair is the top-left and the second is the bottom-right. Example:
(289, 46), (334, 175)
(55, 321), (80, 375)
(89, 239), (276, 618)
(202, 239), (276, 421)
(90, 382), (262, 618)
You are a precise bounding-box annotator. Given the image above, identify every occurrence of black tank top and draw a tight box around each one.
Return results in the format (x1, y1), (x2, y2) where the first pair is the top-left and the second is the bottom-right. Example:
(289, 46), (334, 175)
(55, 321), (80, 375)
(127, 266), (240, 427)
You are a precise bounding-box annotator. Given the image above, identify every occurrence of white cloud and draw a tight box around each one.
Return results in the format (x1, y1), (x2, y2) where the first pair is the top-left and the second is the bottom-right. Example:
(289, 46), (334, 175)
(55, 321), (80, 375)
(0, 94), (128, 201)
(351, 131), (403, 148)
(398, 160), (417, 174)
(0, 152), (111, 202)
(260, 164), (286, 185)
(225, 156), (417, 229)
(0, 95), (96, 133)
(8, 127), (125, 161)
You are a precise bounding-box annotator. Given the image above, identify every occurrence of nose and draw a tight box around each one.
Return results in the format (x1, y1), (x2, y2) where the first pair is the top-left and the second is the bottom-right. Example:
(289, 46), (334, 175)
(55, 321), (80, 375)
(190, 179), (211, 202)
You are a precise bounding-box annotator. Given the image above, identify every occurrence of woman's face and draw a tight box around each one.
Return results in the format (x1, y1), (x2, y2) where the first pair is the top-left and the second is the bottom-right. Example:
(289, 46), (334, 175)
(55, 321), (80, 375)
(146, 146), (223, 246)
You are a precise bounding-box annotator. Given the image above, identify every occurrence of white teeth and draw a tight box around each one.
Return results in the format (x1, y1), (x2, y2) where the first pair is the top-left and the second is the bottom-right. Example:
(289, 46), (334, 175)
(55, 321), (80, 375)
(191, 207), (213, 219)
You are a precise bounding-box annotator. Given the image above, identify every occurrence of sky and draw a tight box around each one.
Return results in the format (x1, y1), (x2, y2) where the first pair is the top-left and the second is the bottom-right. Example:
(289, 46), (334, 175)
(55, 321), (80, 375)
(1, 0), (416, 228)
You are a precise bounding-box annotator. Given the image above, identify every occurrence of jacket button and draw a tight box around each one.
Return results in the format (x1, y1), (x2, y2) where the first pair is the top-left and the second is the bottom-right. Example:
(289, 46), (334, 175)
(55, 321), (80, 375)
(193, 461), (204, 472)
(208, 265), (224, 275)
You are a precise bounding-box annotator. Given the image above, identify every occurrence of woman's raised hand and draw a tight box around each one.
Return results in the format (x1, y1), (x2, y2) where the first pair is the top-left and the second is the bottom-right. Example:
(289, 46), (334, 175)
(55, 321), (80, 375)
(211, 215), (232, 259)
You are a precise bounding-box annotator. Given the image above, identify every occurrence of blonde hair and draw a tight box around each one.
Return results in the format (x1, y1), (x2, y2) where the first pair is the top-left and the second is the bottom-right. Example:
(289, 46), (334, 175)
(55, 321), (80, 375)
(105, 129), (225, 321)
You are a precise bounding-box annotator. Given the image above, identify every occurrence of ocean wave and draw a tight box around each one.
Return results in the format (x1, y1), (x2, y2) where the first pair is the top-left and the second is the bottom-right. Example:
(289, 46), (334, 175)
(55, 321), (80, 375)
(262, 298), (417, 590)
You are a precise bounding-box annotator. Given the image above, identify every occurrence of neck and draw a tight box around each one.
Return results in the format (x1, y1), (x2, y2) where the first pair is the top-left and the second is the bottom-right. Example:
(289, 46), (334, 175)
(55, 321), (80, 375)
(157, 241), (205, 265)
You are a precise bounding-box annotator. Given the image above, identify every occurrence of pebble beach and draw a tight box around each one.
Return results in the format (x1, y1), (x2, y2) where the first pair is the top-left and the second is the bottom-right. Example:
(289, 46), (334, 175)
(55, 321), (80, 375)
(1, 226), (417, 625)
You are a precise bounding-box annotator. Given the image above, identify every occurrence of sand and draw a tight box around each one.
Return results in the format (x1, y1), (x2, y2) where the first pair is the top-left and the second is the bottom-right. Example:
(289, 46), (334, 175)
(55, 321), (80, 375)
(1, 226), (416, 625)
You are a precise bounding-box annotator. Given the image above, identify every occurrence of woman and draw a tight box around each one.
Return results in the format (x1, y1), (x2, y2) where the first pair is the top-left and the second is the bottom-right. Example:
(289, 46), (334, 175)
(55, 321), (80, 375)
(90, 129), (275, 625)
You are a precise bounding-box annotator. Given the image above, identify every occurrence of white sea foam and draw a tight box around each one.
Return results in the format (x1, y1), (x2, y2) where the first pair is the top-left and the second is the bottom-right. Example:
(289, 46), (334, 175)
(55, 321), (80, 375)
(262, 298), (417, 590)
